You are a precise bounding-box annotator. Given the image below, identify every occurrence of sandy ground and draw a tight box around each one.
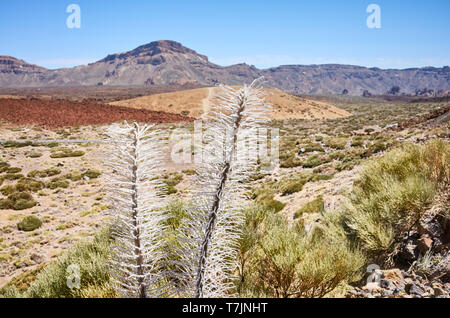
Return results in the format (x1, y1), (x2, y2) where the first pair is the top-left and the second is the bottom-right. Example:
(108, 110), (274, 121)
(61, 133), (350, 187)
(109, 87), (351, 120)
(0, 122), (199, 288)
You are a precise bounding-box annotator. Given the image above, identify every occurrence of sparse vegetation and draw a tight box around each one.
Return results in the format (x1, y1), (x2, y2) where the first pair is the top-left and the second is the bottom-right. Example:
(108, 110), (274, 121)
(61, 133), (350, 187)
(17, 216), (42, 232)
(338, 139), (449, 264)
(294, 196), (324, 219)
(236, 204), (365, 297)
(50, 148), (85, 158)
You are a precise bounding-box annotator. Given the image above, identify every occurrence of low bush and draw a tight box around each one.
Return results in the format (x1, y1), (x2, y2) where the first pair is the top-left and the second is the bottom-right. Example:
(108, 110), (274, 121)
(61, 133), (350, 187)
(280, 179), (305, 196)
(0, 192), (37, 210)
(294, 196), (324, 219)
(17, 216), (42, 232)
(302, 155), (322, 168)
(0, 228), (114, 298)
(46, 177), (70, 189)
(82, 170), (101, 179)
(280, 155), (302, 168)
(237, 205), (365, 298)
(324, 138), (347, 150)
(50, 148), (85, 158)
(340, 139), (449, 264)
(28, 168), (61, 178)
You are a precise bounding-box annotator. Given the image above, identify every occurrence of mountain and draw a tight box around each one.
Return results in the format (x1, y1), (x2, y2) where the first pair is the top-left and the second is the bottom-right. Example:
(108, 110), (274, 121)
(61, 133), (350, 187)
(1, 40), (449, 96)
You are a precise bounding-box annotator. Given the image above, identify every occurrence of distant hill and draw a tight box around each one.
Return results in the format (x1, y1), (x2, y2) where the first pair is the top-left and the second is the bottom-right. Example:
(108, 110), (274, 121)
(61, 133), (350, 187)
(1, 40), (449, 96)
(109, 86), (351, 120)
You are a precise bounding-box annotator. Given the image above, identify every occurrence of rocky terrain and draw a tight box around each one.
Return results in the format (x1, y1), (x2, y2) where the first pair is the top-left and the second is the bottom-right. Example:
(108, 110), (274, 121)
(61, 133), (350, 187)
(1, 40), (449, 96)
(0, 86), (448, 298)
(347, 192), (450, 298)
(0, 98), (192, 129)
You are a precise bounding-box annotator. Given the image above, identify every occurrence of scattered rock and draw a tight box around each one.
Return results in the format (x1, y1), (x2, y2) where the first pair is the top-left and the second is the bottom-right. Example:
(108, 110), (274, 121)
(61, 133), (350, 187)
(30, 253), (43, 264)
(346, 267), (450, 298)
(408, 284), (424, 296)
(417, 234), (433, 254)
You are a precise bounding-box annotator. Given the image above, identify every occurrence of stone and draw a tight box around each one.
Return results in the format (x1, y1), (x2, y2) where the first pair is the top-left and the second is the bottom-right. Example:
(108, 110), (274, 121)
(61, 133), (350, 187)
(417, 234), (433, 254)
(408, 284), (425, 296)
(30, 253), (43, 264)
(430, 254), (450, 283)
(419, 212), (443, 237)
(382, 268), (404, 281)
(433, 287), (445, 296)
(363, 282), (381, 291)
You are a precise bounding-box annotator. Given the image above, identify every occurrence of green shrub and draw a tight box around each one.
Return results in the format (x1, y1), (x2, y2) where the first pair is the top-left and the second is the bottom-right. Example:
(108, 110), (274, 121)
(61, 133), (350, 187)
(163, 173), (183, 187)
(3, 141), (32, 148)
(280, 155), (302, 168)
(302, 155), (322, 168)
(0, 161), (9, 170)
(65, 172), (82, 181)
(26, 151), (43, 158)
(161, 173), (183, 195)
(2, 173), (24, 181)
(0, 198), (13, 209)
(82, 170), (101, 179)
(16, 178), (45, 192)
(1, 228), (114, 298)
(324, 138), (347, 150)
(253, 188), (286, 213)
(368, 140), (387, 154)
(351, 140), (364, 147)
(5, 167), (22, 173)
(28, 168), (61, 178)
(2, 192), (37, 210)
(294, 196), (324, 219)
(340, 140), (449, 263)
(238, 210), (365, 298)
(0, 184), (16, 196)
(260, 197), (286, 213)
(17, 216), (42, 231)
(13, 198), (38, 210)
(280, 180), (304, 196)
(46, 142), (59, 148)
(46, 177), (70, 189)
(181, 169), (197, 175)
(303, 143), (324, 153)
(50, 148), (85, 158)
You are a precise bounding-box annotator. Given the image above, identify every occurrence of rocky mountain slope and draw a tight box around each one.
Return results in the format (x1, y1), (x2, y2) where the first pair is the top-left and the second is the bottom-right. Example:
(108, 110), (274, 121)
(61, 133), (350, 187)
(1, 40), (449, 95)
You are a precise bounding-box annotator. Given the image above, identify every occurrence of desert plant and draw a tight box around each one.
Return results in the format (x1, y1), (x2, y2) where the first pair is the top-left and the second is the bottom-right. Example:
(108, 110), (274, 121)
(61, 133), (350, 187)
(294, 196), (324, 219)
(239, 210), (365, 298)
(174, 78), (270, 298)
(0, 227), (113, 298)
(341, 139), (449, 264)
(104, 122), (169, 298)
(17, 216), (42, 231)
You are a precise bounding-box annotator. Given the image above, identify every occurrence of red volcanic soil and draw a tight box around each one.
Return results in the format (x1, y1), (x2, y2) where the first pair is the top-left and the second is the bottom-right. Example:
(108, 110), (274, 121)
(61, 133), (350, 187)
(0, 98), (193, 129)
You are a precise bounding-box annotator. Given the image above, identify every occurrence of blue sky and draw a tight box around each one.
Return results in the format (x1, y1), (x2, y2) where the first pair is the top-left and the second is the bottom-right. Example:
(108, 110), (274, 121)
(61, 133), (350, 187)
(1, 0), (449, 69)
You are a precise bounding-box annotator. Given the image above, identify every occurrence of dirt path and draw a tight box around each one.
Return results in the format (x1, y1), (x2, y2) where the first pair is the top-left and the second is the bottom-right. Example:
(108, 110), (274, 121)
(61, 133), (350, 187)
(201, 87), (215, 117)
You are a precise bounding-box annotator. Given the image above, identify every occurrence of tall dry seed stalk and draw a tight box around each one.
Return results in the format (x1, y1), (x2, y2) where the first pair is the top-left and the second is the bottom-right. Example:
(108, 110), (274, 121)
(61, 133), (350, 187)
(173, 78), (271, 298)
(106, 78), (270, 298)
(105, 122), (169, 298)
